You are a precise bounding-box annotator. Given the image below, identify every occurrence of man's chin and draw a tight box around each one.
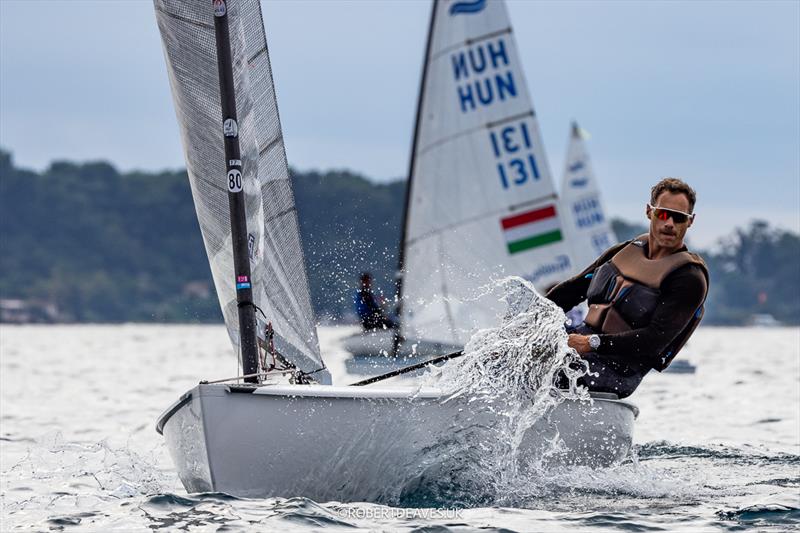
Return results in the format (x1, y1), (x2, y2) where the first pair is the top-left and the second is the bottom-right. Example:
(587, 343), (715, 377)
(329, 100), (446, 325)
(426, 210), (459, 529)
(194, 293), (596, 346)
(658, 233), (678, 245)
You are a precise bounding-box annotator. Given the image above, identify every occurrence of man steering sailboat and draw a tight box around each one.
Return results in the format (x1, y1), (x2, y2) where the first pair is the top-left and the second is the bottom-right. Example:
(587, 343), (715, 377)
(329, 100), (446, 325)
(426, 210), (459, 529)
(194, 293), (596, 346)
(547, 178), (709, 398)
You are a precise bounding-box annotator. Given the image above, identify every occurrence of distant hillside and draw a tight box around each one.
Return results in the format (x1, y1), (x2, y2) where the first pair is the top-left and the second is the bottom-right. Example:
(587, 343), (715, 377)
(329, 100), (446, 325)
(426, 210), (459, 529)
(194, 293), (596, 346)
(1, 149), (797, 325)
(292, 169), (404, 320)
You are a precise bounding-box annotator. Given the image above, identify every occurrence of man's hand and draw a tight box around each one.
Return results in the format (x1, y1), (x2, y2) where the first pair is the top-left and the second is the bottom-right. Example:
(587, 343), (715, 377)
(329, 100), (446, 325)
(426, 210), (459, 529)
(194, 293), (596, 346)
(568, 334), (592, 355)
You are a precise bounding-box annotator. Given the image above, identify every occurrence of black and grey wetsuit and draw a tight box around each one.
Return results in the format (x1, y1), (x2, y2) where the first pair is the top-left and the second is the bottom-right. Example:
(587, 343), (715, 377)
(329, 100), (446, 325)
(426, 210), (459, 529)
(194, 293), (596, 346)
(547, 235), (708, 398)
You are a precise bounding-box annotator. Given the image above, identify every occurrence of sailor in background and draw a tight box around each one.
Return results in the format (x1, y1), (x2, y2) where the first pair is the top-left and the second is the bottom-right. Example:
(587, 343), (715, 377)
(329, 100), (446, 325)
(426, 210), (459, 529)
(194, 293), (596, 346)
(353, 272), (398, 331)
(546, 178), (709, 398)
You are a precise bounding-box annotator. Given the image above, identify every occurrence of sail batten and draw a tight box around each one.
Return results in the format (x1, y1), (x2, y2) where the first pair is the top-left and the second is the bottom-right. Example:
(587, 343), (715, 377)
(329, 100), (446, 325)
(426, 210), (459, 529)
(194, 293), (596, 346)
(430, 27), (513, 59)
(417, 108), (535, 156)
(155, 0), (328, 382)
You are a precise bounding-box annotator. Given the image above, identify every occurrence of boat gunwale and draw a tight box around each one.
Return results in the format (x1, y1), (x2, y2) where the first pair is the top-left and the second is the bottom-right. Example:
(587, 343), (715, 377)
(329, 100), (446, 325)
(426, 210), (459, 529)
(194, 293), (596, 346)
(156, 383), (639, 434)
(155, 390), (192, 435)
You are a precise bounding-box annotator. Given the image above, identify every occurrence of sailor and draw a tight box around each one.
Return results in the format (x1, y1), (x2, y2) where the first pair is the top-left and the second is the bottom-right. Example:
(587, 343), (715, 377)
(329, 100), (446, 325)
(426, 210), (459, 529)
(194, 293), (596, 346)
(546, 178), (709, 398)
(544, 282), (585, 327)
(353, 272), (398, 331)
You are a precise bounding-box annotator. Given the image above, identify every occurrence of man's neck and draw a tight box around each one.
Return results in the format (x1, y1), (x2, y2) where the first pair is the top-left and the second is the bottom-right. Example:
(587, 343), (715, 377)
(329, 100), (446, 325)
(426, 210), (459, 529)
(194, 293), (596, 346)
(647, 234), (684, 260)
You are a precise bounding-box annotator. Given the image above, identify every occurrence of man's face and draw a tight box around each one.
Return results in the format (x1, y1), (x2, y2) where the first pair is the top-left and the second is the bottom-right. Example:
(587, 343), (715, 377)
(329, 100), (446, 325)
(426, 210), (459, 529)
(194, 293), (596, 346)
(646, 191), (694, 250)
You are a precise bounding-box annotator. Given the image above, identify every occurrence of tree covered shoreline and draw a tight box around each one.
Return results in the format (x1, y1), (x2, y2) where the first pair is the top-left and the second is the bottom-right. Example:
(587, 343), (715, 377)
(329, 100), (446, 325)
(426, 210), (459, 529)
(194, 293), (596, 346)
(1, 149), (797, 326)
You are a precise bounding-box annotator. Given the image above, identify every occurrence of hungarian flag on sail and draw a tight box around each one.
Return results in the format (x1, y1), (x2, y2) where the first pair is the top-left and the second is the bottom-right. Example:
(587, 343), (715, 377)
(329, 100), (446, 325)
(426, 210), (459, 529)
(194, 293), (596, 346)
(500, 205), (563, 254)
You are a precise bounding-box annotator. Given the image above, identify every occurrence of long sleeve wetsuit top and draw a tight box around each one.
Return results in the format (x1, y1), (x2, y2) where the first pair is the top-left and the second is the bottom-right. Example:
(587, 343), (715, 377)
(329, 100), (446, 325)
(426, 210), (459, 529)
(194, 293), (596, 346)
(546, 241), (706, 371)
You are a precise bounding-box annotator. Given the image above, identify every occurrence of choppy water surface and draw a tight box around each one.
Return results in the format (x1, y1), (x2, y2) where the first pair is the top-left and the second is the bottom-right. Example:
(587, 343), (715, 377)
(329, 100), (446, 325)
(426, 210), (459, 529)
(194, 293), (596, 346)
(2, 316), (799, 531)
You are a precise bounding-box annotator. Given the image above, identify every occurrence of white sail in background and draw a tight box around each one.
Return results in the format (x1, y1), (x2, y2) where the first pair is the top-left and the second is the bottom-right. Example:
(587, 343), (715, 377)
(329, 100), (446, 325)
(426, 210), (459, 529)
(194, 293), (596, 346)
(559, 122), (617, 272)
(154, 0), (328, 381)
(400, 0), (574, 346)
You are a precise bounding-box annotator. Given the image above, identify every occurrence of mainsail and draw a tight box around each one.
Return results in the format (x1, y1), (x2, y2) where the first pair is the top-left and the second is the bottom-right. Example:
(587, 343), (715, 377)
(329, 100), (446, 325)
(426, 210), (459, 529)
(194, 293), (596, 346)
(154, 0), (328, 382)
(399, 0), (574, 346)
(559, 122), (618, 272)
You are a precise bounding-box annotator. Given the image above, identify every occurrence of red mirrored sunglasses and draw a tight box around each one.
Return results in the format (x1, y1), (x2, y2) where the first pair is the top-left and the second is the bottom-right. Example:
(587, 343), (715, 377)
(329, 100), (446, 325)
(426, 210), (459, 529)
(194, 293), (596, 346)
(648, 204), (694, 224)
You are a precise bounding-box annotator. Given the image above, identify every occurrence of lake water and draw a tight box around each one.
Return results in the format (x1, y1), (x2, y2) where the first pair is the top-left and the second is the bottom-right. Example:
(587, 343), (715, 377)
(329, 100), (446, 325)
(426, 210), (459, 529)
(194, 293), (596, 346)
(1, 325), (799, 531)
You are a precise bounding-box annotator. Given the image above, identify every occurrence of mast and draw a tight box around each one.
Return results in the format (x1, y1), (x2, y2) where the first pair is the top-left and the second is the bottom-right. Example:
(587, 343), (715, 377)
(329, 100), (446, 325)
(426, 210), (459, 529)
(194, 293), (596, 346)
(213, 0), (259, 382)
(393, 0), (438, 352)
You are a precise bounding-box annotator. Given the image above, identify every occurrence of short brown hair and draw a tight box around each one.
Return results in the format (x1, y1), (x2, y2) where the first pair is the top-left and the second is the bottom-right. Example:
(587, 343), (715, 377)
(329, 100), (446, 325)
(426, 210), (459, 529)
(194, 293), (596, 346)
(650, 177), (696, 212)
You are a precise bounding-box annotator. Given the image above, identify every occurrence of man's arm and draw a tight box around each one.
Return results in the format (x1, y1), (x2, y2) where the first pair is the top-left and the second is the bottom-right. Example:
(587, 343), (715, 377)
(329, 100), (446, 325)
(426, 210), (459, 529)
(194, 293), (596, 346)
(546, 242), (628, 312)
(594, 265), (707, 367)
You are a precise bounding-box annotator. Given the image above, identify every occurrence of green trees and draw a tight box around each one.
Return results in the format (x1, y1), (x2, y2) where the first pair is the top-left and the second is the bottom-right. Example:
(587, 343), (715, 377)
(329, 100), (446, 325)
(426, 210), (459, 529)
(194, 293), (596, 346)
(0, 150), (218, 322)
(292, 169), (404, 321)
(1, 149), (797, 325)
(704, 221), (800, 324)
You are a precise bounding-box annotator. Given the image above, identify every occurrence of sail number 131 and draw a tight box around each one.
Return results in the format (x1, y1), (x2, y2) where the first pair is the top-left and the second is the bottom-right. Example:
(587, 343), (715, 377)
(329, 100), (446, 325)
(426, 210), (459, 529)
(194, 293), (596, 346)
(488, 122), (540, 189)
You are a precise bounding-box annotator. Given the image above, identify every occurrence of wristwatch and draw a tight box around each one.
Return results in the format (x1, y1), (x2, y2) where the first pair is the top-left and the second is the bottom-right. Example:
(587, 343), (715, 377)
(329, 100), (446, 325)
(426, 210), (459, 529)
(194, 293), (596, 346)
(588, 334), (601, 350)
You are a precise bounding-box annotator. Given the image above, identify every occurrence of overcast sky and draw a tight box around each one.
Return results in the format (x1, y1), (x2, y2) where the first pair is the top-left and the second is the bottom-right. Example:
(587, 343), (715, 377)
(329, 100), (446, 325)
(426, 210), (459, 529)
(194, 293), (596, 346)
(1, 0), (798, 247)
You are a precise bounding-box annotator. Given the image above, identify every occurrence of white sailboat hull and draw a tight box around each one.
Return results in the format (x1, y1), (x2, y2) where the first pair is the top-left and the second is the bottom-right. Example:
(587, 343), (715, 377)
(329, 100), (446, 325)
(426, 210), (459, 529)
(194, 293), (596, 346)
(341, 329), (460, 358)
(157, 383), (637, 502)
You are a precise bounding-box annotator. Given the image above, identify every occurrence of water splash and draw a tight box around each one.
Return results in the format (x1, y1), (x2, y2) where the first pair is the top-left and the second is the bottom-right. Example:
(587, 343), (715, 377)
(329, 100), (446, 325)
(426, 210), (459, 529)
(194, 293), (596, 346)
(400, 277), (711, 509)
(403, 277), (593, 506)
(428, 276), (588, 399)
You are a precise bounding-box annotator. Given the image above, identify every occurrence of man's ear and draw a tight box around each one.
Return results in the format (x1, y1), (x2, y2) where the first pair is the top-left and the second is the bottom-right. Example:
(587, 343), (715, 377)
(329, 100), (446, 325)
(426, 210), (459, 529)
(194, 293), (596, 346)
(645, 203), (652, 220)
(688, 214), (695, 228)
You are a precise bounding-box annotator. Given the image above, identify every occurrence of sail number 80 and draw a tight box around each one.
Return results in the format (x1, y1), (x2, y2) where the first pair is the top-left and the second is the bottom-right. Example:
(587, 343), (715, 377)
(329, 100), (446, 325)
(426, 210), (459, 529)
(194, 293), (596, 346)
(227, 169), (242, 192)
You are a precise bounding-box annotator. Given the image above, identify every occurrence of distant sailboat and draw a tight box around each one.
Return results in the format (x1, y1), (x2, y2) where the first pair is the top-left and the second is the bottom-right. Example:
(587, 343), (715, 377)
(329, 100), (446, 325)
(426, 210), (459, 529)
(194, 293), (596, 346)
(343, 0), (574, 357)
(559, 122), (617, 273)
(154, 0), (638, 501)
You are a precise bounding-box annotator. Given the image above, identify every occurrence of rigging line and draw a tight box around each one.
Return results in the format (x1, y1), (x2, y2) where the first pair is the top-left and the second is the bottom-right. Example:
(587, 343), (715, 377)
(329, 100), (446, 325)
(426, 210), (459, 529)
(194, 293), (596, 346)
(405, 193), (559, 247)
(298, 365), (329, 379)
(155, 7), (214, 30)
(430, 27), (513, 60)
(244, 273), (320, 369)
(417, 110), (535, 158)
(200, 370), (295, 385)
(237, 341), (242, 383)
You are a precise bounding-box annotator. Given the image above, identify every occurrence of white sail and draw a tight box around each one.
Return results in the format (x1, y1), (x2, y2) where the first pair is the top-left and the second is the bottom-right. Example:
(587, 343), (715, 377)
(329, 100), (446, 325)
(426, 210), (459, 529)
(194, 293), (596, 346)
(154, 0), (328, 381)
(559, 122), (618, 272)
(399, 0), (574, 346)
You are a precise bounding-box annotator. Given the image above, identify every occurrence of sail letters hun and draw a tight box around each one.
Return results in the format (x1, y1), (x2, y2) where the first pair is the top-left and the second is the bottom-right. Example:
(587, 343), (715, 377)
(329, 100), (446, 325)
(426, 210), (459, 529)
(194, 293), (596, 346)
(400, 0), (573, 346)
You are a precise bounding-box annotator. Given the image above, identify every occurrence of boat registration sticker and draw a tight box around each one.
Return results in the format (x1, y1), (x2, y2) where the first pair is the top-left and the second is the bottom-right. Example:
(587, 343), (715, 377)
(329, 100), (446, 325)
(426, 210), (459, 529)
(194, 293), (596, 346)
(213, 0), (226, 17)
(223, 118), (238, 138)
(227, 169), (242, 192)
